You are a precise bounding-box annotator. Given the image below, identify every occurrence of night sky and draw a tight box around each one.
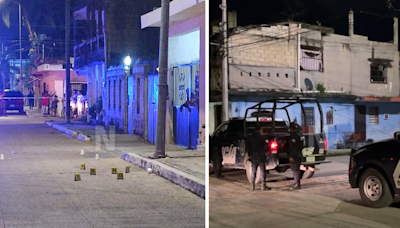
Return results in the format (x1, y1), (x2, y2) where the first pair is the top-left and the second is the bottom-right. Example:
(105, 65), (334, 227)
(0, 0), (84, 59)
(210, 0), (399, 42)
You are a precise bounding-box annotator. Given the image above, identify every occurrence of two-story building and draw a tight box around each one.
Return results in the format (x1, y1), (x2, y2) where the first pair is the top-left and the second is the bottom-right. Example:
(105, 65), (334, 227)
(141, 0), (206, 149)
(210, 10), (400, 149)
(72, 0), (159, 137)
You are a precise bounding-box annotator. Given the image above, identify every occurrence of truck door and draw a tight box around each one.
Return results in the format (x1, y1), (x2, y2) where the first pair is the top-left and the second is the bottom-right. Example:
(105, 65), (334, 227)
(210, 123), (228, 162)
(221, 121), (243, 165)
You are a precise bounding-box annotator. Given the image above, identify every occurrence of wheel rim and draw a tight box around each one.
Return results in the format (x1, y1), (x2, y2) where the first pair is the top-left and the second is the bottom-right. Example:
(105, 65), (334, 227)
(363, 176), (382, 201)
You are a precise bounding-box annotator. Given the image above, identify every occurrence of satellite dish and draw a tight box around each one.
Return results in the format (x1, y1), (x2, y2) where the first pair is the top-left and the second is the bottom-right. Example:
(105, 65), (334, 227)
(304, 78), (314, 91)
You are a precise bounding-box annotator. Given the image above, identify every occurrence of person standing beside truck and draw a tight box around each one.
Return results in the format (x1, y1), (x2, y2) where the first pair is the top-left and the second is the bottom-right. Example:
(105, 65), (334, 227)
(247, 124), (271, 191)
(288, 121), (304, 190)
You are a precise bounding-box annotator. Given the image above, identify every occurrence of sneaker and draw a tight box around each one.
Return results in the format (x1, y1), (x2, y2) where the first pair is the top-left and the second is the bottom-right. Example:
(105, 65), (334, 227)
(289, 185), (301, 190)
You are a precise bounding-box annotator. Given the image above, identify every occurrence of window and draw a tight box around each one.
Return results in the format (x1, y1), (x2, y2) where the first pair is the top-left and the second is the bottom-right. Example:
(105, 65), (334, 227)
(302, 107), (315, 126)
(137, 78), (140, 114)
(119, 79), (122, 109)
(369, 107), (379, 125)
(300, 46), (323, 72)
(213, 123), (228, 137)
(370, 64), (387, 83)
(384, 114), (389, 120)
(113, 80), (116, 108)
(326, 107), (334, 125)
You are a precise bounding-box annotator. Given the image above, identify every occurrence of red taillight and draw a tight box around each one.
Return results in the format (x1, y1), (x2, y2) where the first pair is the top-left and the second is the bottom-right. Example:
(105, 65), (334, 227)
(324, 139), (328, 149)
(269, 140), (278, 154)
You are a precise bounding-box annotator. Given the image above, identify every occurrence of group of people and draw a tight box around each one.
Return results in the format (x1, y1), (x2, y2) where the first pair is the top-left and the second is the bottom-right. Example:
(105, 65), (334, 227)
(213, 121), (304, 191)
(39, 90), (86, 118)
(69, 90), (86, 119)
(40, 91), (59, 117)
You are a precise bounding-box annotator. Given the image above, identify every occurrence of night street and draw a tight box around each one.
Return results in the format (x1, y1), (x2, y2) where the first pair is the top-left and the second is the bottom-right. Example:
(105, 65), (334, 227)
(209, 156), (400, 228)
(0, 114), (205, 228)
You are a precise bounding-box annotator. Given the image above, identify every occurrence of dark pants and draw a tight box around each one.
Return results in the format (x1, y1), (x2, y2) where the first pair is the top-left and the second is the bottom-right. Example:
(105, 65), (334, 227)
(290, 157), (301, 186)
(212, 149), (223, 177)
(251, 161), (266, 183)
(29, 101), (34, 109)
(213, 158), (222, 177)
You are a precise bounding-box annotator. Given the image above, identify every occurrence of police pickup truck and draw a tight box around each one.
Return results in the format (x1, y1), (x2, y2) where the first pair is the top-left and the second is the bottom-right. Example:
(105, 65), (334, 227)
(349, 131), (400, 208)
(210, 98), (330, 183)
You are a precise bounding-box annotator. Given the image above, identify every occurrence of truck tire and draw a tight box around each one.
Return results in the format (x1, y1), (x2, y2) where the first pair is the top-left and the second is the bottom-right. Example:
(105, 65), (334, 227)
(300, 166), (315, 179)
(358, 168), (393, 208)
(245, 160), (261, 184)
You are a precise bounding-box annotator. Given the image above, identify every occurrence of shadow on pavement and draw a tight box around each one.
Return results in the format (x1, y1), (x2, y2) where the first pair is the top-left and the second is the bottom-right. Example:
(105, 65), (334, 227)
(345, 197), (400, 209)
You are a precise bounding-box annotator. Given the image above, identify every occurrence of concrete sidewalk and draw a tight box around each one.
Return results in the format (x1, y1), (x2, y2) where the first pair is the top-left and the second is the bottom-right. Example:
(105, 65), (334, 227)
(45, 120), (205, 199)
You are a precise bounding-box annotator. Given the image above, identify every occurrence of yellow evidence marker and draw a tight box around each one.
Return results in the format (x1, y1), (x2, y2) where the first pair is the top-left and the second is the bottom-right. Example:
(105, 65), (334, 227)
(90, 168), (96, 175)
(117, 172), (124, 180)
(111, 167), (118, 174)
(125, 166), (130, 173)
(80, 163), (86, 170)
(75, 173), (81, 181)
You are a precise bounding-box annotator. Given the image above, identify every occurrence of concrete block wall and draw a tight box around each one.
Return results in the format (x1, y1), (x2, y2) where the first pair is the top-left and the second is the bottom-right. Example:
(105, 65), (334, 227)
(228, 25), (298, 68)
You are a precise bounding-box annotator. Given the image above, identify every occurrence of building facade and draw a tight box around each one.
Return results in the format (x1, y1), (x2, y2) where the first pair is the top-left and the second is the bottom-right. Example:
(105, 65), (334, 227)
(72, 0), (160, 137)
(210, 11), (400, 149)
(141, 0), (206, 149)
(31, 63), (87, 116)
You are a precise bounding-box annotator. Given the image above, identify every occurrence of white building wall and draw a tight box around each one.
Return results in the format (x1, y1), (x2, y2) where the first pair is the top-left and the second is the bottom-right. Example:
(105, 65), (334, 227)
(212, 22), (400, 97)
(301, 34), (400, 97)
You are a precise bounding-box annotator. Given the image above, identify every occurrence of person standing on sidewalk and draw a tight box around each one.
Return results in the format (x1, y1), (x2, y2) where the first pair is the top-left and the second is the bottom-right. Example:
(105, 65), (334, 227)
(77, 90), (84, 116)
(27, 91), (34, 110)
(51, 95), (59, 117)
(247, 125), (271, 191)
(41, 92), (50, 117)
(211, 135), (224, 179)
(288, 121), (305, 190)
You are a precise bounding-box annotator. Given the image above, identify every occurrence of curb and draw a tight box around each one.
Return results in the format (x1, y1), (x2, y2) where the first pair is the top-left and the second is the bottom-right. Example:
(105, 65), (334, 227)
(121, 153), (205, 199)
(46, 122), (90, 142)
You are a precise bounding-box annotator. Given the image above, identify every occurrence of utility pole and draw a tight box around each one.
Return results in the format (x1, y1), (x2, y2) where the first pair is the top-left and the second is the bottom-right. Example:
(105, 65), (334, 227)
(65, 0), (71, 124)
(18, 2), (21, 92)
(152, 0), (170, 158)
(221, 0), (229, 121)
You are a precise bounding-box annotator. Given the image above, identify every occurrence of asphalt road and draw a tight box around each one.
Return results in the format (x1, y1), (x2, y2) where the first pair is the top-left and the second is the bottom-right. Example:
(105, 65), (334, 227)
(210, 156), (400, 228)
(0, 114), (205, 228)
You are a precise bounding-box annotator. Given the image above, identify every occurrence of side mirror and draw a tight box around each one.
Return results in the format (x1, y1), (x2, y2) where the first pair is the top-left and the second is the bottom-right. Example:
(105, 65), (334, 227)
(394, 132), (400, 141)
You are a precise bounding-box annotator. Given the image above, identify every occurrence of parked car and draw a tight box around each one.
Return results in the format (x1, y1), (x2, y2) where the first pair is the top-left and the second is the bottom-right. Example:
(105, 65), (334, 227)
(4, 91), (24, 113)
(348, 132), (400, 208)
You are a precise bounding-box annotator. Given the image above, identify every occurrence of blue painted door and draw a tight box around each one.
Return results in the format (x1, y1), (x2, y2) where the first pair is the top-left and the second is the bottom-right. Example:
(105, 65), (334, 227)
(173, 63), (200, 149)
(147, 74), (158, 144)
(128, 76), (134, 134)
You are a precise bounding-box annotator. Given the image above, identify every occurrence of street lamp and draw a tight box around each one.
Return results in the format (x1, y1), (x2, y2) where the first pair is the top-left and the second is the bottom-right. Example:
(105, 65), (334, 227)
(1, 0), (22, 91)
(123, 54), (132, 133)
(124, 55), (132, 66)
